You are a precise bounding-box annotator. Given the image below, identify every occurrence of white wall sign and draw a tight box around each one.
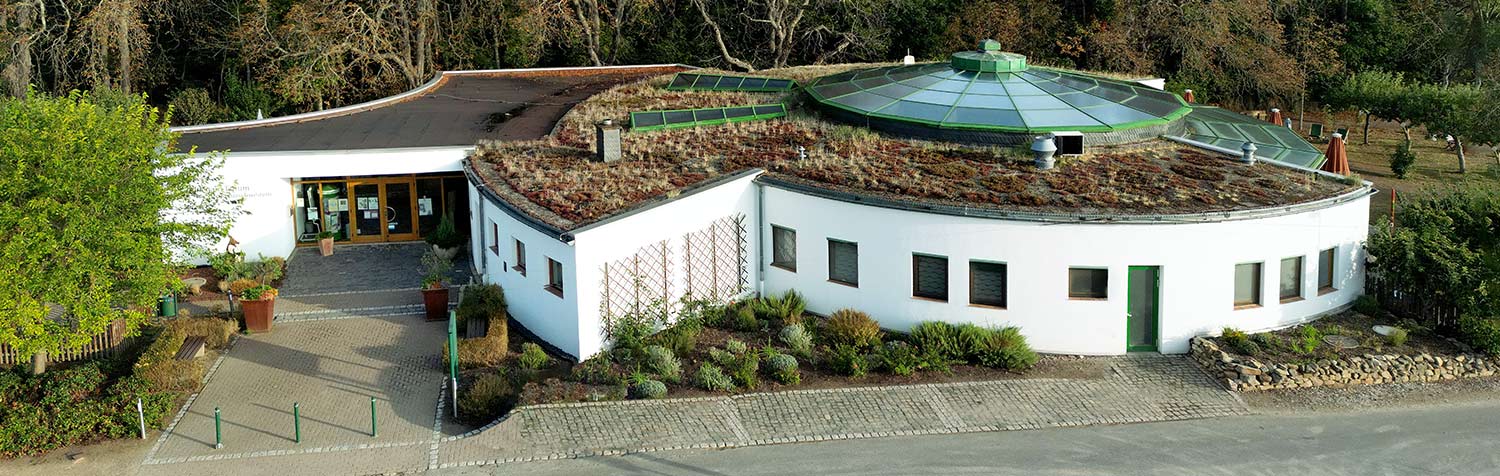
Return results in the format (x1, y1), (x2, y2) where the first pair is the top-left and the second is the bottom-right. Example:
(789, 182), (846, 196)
(418, 198), (433, 216)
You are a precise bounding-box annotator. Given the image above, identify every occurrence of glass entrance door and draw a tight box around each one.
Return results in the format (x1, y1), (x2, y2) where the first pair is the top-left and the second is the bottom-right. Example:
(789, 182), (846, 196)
(350, 179), (420, 242)
(1126, 266), (1160, 352)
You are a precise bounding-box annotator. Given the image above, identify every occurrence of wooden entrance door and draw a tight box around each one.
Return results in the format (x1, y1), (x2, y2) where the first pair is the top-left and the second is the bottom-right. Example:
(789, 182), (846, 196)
(349, 178), (420, 243)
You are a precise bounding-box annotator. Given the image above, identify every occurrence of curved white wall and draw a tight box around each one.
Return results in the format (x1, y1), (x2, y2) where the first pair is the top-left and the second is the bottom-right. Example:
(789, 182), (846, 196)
(759, 186), (1372, 355)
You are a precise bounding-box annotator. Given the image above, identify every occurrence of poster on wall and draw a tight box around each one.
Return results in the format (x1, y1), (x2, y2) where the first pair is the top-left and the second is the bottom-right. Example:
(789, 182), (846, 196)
(358, 197), (378, 210)
(332, 198), (348, 212)
(363, 210), (378, 219)
(418, 198), (433, 216)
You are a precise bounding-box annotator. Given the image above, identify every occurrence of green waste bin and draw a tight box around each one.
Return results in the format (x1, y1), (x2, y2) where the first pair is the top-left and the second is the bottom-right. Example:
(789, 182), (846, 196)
(159, 294), (177, 317)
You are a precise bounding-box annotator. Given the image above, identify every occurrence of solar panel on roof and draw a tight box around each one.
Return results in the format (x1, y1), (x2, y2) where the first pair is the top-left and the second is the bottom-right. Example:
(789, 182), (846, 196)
(664, 73), (797, 92)
(630, 103), (789, 132)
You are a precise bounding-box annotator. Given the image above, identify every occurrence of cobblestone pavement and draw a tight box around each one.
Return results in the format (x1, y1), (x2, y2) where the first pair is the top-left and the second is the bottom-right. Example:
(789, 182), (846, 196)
(437, 355), (1248, 468)
(281, 242), (473, 296)
(141, 312), (447, 474)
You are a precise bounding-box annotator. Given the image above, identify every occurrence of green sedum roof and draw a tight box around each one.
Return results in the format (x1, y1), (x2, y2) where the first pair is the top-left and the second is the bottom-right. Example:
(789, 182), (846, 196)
(807, 46), (1190, 134)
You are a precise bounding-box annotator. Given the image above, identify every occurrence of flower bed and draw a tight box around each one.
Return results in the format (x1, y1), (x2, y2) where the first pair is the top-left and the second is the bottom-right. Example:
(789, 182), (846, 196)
(451, 289), (1046, 425)
(1191, 311), (1500, 391)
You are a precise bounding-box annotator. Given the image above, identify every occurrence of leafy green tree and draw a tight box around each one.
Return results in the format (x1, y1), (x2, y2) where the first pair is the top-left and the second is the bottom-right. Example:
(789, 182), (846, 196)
(0, 90), (239, 371)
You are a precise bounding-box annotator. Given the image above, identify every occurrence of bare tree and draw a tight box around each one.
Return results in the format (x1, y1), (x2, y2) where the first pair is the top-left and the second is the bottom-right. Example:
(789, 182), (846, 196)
(1, 0), (42, 97)
(690, 0), (888, 71)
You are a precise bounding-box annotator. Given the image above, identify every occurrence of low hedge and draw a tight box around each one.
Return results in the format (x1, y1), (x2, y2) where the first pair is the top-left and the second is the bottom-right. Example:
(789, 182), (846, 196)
(444, 316), (510, 369)
(0, 362), (177, 458)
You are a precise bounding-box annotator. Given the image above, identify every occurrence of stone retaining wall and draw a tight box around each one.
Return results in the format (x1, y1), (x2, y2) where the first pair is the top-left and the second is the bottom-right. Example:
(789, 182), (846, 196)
(1190, 337), (1500, 391)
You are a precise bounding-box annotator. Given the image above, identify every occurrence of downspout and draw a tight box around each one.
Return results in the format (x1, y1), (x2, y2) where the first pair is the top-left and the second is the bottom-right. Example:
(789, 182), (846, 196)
(756, 180), (766, 297)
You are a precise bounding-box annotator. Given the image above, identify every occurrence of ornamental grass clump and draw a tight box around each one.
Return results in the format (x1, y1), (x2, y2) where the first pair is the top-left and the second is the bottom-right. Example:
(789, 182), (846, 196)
(519, 343), (551, 370)
(779, 323), (814, 358)
(755, 290), (807, 326)
(1386, 328), (1409, 347)
(693, 364), (734, 392)
(1220, 327), (1260, 356)
(643, 345), (683, 383)
(823, 309), (881, 350)
(976, 326), (1038, 371)
(910, 321), (986, 362)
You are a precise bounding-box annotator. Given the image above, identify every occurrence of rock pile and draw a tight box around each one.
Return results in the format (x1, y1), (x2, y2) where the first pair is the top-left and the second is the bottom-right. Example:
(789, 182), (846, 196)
(1190, 337), (1499, 391)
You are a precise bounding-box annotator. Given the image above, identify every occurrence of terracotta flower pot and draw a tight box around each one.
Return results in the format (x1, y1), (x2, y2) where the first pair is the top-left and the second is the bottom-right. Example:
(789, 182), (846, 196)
(422, 287), (450, 321)
(319, 237), (334, 256)
(241, 297), (276, 333)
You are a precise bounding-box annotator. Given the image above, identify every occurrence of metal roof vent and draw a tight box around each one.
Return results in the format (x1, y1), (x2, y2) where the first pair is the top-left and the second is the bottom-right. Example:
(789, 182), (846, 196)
(594, 119), (621, 163)
(1031, 134), (1057, 170)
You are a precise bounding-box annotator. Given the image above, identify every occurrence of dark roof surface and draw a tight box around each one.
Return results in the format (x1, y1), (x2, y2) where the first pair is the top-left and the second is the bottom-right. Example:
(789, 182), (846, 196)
(175, 66), (684, 153)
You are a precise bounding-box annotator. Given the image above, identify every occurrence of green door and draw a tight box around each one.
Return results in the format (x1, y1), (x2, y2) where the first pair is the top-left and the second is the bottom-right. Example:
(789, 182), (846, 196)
(1126, 266), (1160, 352)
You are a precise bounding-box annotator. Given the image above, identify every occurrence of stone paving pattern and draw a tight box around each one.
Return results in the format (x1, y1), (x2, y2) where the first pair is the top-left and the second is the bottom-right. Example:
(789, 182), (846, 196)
(438, 356), (1248, 467)
(146, 313), (446, 466)
(280, 243), (473, 296)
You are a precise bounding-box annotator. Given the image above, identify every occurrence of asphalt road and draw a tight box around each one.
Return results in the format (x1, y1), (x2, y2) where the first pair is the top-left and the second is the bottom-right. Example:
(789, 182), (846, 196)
(433, 400), (1500, 476)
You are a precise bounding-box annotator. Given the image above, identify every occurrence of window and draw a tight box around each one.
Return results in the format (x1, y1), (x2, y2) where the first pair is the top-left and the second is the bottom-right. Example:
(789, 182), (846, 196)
(828, 239), (859, 286)
(513, 239), (527, 275)
(1234, 262), (1263, 308)
(546, 258), (564, 297)
(1280, 256), (1303, 302)
(489, 221), (499, 255)
(1317, 247), (1336, 293)
(970, 261), (1008, 308)
(1068, 268), (1108, 299)
(912, 254), (948, 301)
(771, 225), (796, 271)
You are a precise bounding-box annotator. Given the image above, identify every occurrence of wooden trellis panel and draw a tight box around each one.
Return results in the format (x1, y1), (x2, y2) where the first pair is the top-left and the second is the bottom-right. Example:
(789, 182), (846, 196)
(600, 240), (674, 324)
(682, 214), (749, 302)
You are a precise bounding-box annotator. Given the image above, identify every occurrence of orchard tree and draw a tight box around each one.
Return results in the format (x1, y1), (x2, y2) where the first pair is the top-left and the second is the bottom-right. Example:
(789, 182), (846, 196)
(0, 90), (239, 372)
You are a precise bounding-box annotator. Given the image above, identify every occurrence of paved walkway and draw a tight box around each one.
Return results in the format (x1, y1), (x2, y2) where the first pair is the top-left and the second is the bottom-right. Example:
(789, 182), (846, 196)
(281, 242), (473, 297)
(437, 355), (1247, 468)
(141, 312), (447, 475)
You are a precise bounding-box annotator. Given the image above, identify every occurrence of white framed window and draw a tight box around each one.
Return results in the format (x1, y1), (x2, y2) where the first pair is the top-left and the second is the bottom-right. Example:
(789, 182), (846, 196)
(771, 225), (796, 271)
(1235, 262), (1263, 308)
(1317, 247), (1336, 293)
(1280, 256), (1303, 302)
(1068, 267), (1108, 300)
(827, 239), (858, 287)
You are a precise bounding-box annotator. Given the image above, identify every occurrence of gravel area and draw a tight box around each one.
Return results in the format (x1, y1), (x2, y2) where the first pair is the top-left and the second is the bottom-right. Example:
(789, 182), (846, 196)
(1242, 374), (1500, 413)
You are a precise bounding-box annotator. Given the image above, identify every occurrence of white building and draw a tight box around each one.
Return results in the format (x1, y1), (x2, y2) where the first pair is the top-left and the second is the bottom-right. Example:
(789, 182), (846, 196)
(462, 47), (1375, 360)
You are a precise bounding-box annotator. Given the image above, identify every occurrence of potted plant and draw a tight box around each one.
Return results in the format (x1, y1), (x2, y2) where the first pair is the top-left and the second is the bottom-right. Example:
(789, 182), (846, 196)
(421, 251), (452, 321)
(425, 214), (464, 261)
(317, 230), (336, 256)
(238, 282), (279, 333)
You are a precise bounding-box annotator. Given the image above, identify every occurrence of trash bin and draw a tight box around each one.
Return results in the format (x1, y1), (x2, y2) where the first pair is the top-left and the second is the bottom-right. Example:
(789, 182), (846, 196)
(159, 294), (177, 317)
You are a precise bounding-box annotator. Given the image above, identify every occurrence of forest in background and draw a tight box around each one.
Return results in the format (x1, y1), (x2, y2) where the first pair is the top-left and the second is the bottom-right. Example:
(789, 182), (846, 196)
(0, 0), (1496, 125)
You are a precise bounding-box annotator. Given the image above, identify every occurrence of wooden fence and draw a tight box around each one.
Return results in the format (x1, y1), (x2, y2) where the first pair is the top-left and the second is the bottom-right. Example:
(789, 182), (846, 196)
(1366, 269), (1462, 331)
(0, 319), (128, 367)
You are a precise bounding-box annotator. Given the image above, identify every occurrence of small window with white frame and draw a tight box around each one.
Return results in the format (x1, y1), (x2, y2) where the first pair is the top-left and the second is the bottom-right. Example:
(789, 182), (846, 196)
(1235, 262), (1263, 308)
(1068, 267), (1108, 300)
(771, 225), (796, 272)
(1279, 256), (1303, 302)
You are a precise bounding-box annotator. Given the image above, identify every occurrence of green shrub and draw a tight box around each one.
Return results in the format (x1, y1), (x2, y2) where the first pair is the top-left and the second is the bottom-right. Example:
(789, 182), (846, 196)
(1386, 328), (1409, 347)
(975, 326), (1038, 371)
(627, 373), (668, 399)
(458, 284), (507, 329)
(779, 323), (814, 358)
(0, 362), (181, 457)
(725, 338), (748, 355)
(459, 373), (516, 422)
(909, 321), (959, 360)
(570, 357), (621, 385)
(647, 317), (702, 357)
(732, 304), (761, 332)
(698, 301), (730, 328)
(708, 347), (735, 366)
(1353, 295), (1381, 317)
(1460, 316), (1500, 356)
(519, 343), (552, 370)
(755, 290), (807, 326)
(1220, 327), (1261, 355)
(208, 251), (245, 280)
(1250, 333), (1284, 353)
(643, 345), (683, 383)
(764, 352), (800, 385)
(825, 344), (868, 377)
(693, 364), (735, 392)
(823, 309), (882, 350)
(1293, 326), (1322, 355)
(425, 213), (465, 249)
(1390, 142), (1417, 179)
(876, 341), (922, 376)
(728, 351), (761, 389)
(245, 255), (285, 284)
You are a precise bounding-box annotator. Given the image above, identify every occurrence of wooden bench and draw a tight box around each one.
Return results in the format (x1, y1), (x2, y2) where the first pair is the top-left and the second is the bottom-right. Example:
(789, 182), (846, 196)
(175, 336), (207, 361)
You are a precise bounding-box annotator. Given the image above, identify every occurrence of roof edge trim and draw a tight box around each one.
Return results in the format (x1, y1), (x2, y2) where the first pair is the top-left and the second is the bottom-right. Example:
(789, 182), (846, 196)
(173, 64), (699, 134)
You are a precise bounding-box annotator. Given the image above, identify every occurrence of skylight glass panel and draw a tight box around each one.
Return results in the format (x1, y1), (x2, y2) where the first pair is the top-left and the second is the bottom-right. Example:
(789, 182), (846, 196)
(1056, 92), (1112, 108)
(956, 93), (1016, 109)
(897, 75), (945, 89)
(764, 79), (794, 89)
(1079, 104), (1157, 124)
(1053, 75), (1097, 91)
(832, 91), (897, 111)
(946, 107), (1025, 128)
(1240, 125), (1277, 145)
(1019, 108), (1103, 128)
(753, 104), (786, 115)
(669, 74), (695, 88)
(740, 78), (769, 89)
(869, 83), (921, 99)
(1122, 96), (1182, 117)
(963, 82), (1011, 96)
(663, 110), (695, 124)
(928, 79), (972, 93)
(711, 77), (744, 90)
(1206, 122), (1245, 139)
(724, 107), (755, 119)
(813, 82), (862, 99)
(906, 89), (963, 105)
(691, 75), (717, 89)
(854, 76), (897, 89)
(1087, 87), (1136, 103)
(1029, 80), (1072, 95)
(877, 100), (954, 123)
(999, 82), (1047, 96)
(694, 108), (726, 121)
(632, 112), (665, 127)
(1009, 95), (1069, 109)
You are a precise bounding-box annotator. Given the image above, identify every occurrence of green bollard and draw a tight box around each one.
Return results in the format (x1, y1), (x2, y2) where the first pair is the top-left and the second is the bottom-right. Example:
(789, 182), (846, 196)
(214, 407), (223, 449)
(293, 402), (301, 444)
(370, 397), (378, 437)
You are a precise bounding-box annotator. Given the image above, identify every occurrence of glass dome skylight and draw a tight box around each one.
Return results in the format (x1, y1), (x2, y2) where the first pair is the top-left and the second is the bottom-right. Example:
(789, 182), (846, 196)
(807, 42), (1192, 139)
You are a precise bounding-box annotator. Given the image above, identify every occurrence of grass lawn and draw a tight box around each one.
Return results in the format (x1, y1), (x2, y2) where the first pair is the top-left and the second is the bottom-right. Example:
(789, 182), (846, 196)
(1288, 111), (1500, 225)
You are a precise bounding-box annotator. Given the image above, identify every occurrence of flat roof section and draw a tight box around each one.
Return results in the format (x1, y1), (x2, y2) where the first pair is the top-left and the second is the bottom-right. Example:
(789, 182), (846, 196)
(174, 66), (685, 154)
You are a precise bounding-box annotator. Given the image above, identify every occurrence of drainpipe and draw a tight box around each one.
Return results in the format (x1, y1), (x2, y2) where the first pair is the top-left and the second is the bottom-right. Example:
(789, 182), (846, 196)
(756, 180), (766, 297)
